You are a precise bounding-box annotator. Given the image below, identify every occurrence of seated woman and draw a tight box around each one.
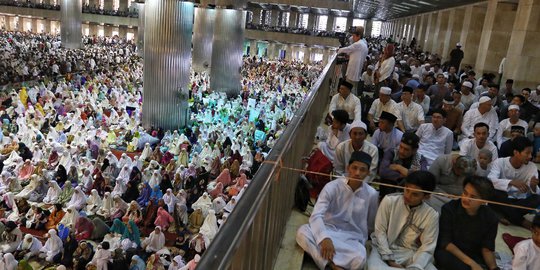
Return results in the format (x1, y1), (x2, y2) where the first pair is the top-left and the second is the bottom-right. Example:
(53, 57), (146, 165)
(110, 195), (129, 221)
(42, 180), (62, 205)
(39, 229), (63, 262)
(142, 199), (158, 228)
(162, 188), (178, 214)
(154, 206), (174, 231)
(136, 182), (152, 207)
(24, 205), (48, 230)
(73, 241), (95, 270)
(91, 217), (110, 241)
(86, 189), (103, 216)
(74, 216), (95, 241)
(45, 204), (65, 230)
(435, 176), (499, 270)
(121, 220), (141, 250)
(141, 226), (166, 253)
(18, 160), (34, 183)
(96, 192), (114, 219)
(57, 182), (74, 205)
(66, 186), (87, 211)
(104, 219), (127, 250)
(122, 201), (143, 225)
(14, 234), (42, 260)
(58, 206), (80, 235)
(0, 221), (23, 253)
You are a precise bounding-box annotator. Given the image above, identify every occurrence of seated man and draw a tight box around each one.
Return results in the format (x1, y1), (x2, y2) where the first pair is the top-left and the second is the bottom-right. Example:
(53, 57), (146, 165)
(459, 122), (498, 161)
(416, 109), (453, 165)
(328, 80), (362, 123)
(498, 125), (525, 158)
(372, 111), (403, 153)
(488, 136), (540, 229)
(334, 121), (379, 182)
(318, 110), (351, 162)
(427, 154), (477, 212)
(296, 151), (379, 270)
(496, 104), (528, 148)
(397, 86), (425, 133)
(435, 176), (499, 270)
(368, 87), (404, 134)
(461, 96), (498, 142)
(512, 214), (540, 270)
(442, 96), (463, 149)
(378, 132), (428, 197)
(368, 171), (439, 270)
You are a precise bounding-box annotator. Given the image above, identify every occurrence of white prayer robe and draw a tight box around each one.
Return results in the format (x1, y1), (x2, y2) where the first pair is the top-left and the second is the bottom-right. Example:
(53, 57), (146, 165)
(296, 177), (379, 269)
(368, 195), (439, 270)
(461, 107), (498, 141)
(328, 93), (362, 122)
(496, 118), (528, 148)
(512, 239), (540, 270)
(416, 123), (453, 165)
(142, 229), (166, 253)
(318, 124), (351, 162)
(458, 138), (498, 161)
(40, 229), (63, 262)
(487, 157), (539, 199)
(334, 140), (379, 182)
(397, 101), (425, 132)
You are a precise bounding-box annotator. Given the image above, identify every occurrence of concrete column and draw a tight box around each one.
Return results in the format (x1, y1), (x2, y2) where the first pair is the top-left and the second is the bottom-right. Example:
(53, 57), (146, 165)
(249, 40), (257, 56)
(410, 16), (420, 41)
(31, 18), (39, 33)
(193, 8), (215, 73)
(143, 0), (194, 130)
(346, 16), (353, 32)
(475, 1), (517, 75)
(136, 3), (144, 56)
(89, 23), (98, 36)
(60, 0), (82, 48)
(431, 10), (450, 55)
(119, 0), (129, 11)
(267, 42), (277, 59)
(210, 9), (247, 97)
(289, 11), (298, 28)
(119, 25), (128, 39)
(303, 47), (310, 63)
(407, 17), (415, 41)
(364, 19), (373, 37)
(104, 25), (113, 37)
(442, 8), (465, 60)
(89, 0), (99, 8)
(285, 44), (293, 60)
(423, 13), (435, 52)
(502, 0), (540, 89)
(271, 10), (279, 27)
(252, 8), (261, 25)
(261, 10), (268, 25)
(307, 13), (315, 31)
(322, 48), (330, 65)
(43, 19), (51, 34)
(326, 15), (335, 32)
(104, 0), (113, 10)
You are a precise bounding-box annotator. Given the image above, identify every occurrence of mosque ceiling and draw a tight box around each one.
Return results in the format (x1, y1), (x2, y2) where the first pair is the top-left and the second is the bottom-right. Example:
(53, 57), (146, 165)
(248, 0), (484, 20)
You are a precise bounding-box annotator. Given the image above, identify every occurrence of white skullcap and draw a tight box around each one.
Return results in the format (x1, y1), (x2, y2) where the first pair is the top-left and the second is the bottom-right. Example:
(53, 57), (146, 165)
(380, 87), (392, 95)
(456, 42), (462, 47)
(399, 60), (407, 65)
(412, 74), (420, 79)
(350, 120), (367, 131)
(462, 81), (473, 88)
(508, 104), (520, 111)
(479, 96), (491, 104)
(367, 65), (374, 70)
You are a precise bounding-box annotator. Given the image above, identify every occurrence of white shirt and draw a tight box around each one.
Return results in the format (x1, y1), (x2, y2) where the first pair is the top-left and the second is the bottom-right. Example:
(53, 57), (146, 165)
(361, 71), (374, 86)
(529, 90), (540, 109)
(416, 123), (453, 164)
(368, 99), (401, 123)
(487, 157), (539, 199)
(375, 57), (395, 81)
(397, 101), (424, 131)
(458, 138), (498, 160)
(413, 96), (430, 116)
(329, 93), (362, 122)
(461, 107), (499, 141)
(460, 92), (477, 111)
(337, 39), (368, 82)
(512, 239), (540, 270)
(496, 118), (529, 147)
(334, 139), (379, 182)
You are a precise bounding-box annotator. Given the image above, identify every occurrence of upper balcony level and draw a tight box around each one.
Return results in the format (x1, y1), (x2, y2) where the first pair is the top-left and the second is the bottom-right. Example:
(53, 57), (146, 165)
(248, 0), (352, 13)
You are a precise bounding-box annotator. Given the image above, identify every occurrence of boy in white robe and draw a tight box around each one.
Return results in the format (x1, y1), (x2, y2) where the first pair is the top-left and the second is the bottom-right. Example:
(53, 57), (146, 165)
(296, 151), (379, 270)
(512, 215), (540, 270)
(368, 171), (439, 270)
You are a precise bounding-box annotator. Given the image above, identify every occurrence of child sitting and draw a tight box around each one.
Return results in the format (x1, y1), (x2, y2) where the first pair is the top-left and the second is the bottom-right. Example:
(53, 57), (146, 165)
(476, 149), (493, 177)
(512, 214), (540, 269)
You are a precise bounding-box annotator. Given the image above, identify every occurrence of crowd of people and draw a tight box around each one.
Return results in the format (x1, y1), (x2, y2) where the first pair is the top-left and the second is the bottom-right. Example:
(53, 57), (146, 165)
(300, 26), (540, 270)
(0, 29), (324, 270)
(0, 0), (139, 17)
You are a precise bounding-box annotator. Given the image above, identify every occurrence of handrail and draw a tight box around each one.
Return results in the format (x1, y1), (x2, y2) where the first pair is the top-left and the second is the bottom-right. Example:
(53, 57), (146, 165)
(196, 54), (338, 270)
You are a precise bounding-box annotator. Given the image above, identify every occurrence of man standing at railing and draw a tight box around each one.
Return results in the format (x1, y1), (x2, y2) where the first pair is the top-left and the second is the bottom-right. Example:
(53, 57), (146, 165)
(337, 26), (368, 96)
(296, 151), (379, 270)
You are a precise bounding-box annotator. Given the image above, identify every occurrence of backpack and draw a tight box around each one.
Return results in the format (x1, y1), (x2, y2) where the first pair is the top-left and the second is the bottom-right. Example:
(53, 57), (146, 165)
(294, 174), (312, 213)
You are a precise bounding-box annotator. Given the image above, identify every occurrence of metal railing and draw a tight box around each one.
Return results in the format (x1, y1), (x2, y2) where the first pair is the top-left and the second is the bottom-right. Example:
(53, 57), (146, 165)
(197, 55), (338, 270)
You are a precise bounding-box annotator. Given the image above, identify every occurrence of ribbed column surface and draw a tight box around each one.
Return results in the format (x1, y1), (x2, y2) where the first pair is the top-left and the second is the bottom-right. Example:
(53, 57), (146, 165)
(137, 3), (145, 57)
(60, 0), (82, 49)
(143, 0), (194, 130)
(210, 9), (246, 97)
(192, 8), (215, 73)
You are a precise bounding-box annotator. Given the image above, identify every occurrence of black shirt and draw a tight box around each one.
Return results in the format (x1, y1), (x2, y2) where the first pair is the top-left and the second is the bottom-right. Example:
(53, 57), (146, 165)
(437, 199), (498, 260)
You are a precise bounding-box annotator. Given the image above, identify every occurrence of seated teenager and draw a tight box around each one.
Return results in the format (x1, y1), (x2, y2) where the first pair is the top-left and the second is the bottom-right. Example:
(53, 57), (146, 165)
(368, 170), (439, 270)
(435, 176), (499, 270)
(512, 214), (540, 270)
(296, 151), (379, 270)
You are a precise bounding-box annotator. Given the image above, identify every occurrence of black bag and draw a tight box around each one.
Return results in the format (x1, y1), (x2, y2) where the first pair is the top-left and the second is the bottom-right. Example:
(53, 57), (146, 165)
(294, 175), (313, 212)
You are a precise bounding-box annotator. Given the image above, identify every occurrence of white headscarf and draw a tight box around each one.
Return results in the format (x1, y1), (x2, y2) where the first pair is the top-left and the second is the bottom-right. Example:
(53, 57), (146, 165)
(60, 206), (80, 228)
(86, 189), (103, 212)
(43, 180), (62, 204)
(199, 209), (218, 242)
(20, 234), (43, 253)
(66, 186), (87, 210)
(111, 177), (127, 197)
(146, 226), (166, 251)
(2, 253), (17, 270)
(41, 229), (63, 257)
(168, 255), (186, 270)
